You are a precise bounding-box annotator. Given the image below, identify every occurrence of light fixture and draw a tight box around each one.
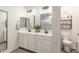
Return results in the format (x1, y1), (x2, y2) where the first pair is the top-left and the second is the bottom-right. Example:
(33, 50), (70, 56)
(27, 10), (32, 13)
(42, 6), (49, 10)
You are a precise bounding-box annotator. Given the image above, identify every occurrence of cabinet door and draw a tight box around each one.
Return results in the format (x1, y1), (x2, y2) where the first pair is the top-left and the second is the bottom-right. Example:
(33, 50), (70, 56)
(19, 33), (28, 49)
(35, 36), (51, 53)
(34, 38), (38, 52)
(23, 35), (28, 49)
(19, 34), (25, 47)
(28, 36), (35, 51)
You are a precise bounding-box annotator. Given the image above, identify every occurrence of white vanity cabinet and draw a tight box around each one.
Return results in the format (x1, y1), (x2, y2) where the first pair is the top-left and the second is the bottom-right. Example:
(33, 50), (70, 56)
(19, 33), (35, 51)
(18, 32), (52, 53)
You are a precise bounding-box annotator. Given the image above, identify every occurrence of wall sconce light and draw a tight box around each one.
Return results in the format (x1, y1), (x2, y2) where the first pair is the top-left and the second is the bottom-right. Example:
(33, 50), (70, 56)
(27, 10), (32, 13)
(42, 6), (49, 10)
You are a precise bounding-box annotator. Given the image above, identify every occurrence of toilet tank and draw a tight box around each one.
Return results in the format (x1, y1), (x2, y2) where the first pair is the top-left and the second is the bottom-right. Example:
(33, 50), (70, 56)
(61, 33), (71, 41)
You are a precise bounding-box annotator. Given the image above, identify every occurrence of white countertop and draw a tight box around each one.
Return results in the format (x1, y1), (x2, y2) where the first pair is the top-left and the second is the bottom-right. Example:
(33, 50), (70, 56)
(18, 30), (52, 37)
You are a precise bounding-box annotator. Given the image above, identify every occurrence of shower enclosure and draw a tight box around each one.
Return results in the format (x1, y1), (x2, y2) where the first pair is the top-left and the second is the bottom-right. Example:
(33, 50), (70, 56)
(0, 10), (8, 52)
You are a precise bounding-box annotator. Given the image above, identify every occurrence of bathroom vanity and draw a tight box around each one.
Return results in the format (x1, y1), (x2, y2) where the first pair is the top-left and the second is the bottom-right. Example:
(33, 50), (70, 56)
(18, 31), (52, 53)
(18, 6), (53, 53)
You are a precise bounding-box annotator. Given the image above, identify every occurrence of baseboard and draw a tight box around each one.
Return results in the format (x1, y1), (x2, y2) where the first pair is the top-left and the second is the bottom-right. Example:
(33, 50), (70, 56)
(10, 47), (20, 53)
(11, 47), (36, 53)
(0, 41), (7, 44)
(19, 47), (36, 53)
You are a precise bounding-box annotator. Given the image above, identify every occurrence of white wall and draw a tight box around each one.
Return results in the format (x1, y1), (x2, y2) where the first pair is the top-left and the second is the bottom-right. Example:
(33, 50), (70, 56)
(0, 6), (26, 52)
(72, 7), (79, 49)
(61, 7), (73, 17)
(61, 6), (79, 49)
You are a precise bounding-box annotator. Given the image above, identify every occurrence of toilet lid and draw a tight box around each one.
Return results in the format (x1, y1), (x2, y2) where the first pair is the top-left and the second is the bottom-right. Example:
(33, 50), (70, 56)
(63, 40), (71, 44)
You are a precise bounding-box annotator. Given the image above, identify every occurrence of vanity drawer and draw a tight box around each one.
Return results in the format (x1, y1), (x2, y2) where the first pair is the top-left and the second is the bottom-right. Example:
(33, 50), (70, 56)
(33, 35), (52, 40)
(23, 34), (34, 38)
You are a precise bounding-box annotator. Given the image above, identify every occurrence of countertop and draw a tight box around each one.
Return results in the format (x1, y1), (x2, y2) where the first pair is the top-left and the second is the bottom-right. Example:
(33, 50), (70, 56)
(18, 30), (52, 37)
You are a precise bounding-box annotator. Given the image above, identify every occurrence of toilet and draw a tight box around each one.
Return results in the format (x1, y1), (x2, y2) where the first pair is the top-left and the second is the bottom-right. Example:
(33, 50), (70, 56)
(63, 39), (71, 52)
(62, 33), (72, 52)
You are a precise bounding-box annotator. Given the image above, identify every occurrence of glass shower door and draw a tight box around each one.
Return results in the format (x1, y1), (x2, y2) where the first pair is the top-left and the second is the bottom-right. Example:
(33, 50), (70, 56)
(0, 25), (4, 43)
(0, 10), (7, 52)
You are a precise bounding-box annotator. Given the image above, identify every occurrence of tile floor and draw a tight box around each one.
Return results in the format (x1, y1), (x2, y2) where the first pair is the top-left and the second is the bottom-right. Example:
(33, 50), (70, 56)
(13, 48), (66, 53)
(0, 42), (6, 52)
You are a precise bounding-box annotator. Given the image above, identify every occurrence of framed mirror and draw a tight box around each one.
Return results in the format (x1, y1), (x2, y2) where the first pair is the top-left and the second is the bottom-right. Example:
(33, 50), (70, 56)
(0, 10), (8, 52)
(20, 17), (26, 27)
(20, 15), (35, 29)
(40, 13), (52, 29)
